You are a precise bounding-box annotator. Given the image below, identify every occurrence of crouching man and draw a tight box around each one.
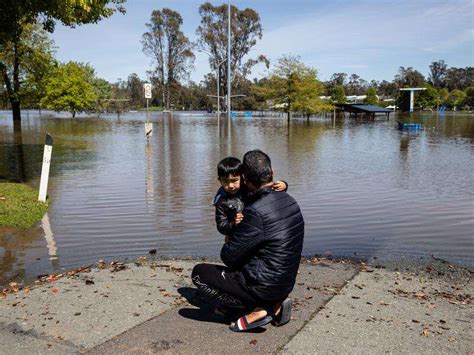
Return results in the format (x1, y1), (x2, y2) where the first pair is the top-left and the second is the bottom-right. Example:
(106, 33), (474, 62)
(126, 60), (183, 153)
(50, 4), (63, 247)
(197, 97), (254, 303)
(192, 149), (305, 332)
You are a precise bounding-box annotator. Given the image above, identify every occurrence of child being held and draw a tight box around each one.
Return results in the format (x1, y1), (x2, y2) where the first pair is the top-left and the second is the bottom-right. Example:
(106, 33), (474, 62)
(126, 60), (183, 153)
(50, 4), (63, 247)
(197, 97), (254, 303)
(213, 156), (287, 237)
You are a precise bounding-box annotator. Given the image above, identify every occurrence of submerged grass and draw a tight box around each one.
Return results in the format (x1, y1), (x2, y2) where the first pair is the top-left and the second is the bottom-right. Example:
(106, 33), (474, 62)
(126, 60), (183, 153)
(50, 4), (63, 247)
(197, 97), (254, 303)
(0, 182), (48, 229)
(138, 106), (163, 111)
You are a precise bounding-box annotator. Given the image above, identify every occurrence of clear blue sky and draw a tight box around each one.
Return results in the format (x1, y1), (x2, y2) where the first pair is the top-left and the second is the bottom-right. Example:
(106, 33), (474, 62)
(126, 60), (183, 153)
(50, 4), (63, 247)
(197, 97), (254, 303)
(50, 0), (474, 84)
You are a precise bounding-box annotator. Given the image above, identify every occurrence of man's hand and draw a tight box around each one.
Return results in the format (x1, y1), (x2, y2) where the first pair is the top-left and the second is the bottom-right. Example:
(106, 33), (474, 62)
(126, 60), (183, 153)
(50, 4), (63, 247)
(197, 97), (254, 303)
(225, 235), (230, 243)
(273, 180), (287, 192)
(235, 212), (244, 225)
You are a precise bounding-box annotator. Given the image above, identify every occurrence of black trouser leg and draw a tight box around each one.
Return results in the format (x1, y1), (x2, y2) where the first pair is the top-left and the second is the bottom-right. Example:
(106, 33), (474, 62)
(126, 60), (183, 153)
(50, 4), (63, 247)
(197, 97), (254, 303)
(191, 263), (259, 309)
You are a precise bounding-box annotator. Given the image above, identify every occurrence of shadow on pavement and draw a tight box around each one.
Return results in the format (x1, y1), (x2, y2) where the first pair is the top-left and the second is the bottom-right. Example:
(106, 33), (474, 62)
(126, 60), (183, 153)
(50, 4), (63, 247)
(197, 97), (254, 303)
(177, 286), (211, 308)
(177, 287), (268, 333)
(178, 308), (267, 333)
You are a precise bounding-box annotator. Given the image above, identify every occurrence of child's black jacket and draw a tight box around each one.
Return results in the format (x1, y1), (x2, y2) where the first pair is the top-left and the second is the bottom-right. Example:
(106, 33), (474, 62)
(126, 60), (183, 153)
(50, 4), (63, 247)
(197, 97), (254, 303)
(213, 187), (245, 235)
(213, 181), (288, 236)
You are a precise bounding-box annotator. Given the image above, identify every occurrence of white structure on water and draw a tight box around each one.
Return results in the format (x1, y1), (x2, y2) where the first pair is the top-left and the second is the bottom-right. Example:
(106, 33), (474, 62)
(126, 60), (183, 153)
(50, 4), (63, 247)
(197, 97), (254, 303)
(399, 88), (426, 112)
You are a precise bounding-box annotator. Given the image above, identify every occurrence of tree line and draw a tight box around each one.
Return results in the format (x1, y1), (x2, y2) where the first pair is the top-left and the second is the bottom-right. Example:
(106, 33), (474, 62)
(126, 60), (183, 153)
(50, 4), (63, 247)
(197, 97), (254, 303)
(1, 1), (473, 127)
(327, 63), (474, 111)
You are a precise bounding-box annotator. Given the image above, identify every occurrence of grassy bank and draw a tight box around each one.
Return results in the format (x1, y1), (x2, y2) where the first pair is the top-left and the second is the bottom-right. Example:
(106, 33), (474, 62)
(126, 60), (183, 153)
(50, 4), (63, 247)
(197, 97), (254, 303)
(138, 106), (163, 111)
(0, 182), (48, 229)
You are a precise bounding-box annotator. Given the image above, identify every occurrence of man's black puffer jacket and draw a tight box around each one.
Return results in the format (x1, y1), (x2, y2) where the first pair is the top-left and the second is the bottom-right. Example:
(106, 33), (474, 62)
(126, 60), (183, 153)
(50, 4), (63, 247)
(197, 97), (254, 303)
(220, 187), (304, 301)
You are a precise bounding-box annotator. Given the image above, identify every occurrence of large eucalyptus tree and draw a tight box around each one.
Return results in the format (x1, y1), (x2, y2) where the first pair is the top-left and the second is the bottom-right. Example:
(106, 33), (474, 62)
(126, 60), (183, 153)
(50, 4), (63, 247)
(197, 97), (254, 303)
(196, 2), (268, 110)
(142, 8), (195, 110)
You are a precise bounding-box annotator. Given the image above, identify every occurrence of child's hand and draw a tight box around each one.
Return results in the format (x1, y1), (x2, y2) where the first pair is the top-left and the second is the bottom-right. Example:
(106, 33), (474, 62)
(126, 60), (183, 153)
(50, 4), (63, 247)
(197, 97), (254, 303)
(273, 180), (287, 192)
(235, 212), (244, 225)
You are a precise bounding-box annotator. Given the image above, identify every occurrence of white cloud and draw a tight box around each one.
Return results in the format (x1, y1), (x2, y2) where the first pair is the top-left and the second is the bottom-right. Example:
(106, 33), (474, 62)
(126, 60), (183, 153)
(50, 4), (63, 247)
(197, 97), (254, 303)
(255, 0), (473, 69)
(50, 0), (473, 83)
(420, 29), (474, 52)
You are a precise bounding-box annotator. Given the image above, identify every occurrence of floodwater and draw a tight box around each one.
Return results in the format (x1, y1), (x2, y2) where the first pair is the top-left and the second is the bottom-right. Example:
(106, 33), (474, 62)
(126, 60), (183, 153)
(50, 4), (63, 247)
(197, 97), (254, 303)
(0, 110), (473, 282)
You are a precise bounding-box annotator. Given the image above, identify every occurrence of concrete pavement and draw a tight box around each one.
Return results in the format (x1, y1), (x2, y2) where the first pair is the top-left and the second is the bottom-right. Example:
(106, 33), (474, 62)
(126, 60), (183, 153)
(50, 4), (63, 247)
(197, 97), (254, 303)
(283, 262), (473, 354)
(0, 257), (472, 354)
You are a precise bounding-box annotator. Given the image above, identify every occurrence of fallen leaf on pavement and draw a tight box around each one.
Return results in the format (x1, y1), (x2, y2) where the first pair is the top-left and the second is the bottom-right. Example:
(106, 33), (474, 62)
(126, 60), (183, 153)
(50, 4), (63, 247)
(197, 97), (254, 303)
(414, 292), (428, 300)
(433, 291), (471, 305)
(51, 288), (59, 294)
(249, 339), (257, 345)
(422, 328), (430, 337)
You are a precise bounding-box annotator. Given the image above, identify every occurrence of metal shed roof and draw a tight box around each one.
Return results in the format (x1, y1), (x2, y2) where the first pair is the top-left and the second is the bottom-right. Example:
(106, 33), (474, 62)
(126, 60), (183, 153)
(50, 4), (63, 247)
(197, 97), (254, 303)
(350, 104), (393, 113)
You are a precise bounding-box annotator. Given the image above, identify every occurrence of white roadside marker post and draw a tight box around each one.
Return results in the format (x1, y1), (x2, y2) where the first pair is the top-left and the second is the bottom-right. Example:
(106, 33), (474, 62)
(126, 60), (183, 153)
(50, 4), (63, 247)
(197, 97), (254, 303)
(38, 133), (53, 202)
(144, 83), (153, 142)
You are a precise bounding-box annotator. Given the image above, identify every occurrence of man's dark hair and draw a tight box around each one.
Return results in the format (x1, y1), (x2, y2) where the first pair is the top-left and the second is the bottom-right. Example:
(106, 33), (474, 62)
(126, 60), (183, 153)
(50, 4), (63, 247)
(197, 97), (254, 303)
(217, 157), (242, 178)
(242, 149), (273, 187)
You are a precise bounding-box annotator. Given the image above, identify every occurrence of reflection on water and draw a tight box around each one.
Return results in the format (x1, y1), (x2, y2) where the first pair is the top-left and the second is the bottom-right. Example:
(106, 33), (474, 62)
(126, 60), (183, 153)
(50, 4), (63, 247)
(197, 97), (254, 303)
(41, 213), (57, 260)
(145, 141), (155, 213)
(0, 110), (473, 282)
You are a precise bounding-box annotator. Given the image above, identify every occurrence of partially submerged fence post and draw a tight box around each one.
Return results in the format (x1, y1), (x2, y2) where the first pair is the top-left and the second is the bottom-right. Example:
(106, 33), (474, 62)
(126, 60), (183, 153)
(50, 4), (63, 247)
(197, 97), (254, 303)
(38, 133), (53, 202)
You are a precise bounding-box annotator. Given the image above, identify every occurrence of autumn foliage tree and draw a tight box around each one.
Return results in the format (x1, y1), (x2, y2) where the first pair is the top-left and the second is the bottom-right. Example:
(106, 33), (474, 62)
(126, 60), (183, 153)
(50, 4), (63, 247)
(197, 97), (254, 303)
(261, 55), (331, 121)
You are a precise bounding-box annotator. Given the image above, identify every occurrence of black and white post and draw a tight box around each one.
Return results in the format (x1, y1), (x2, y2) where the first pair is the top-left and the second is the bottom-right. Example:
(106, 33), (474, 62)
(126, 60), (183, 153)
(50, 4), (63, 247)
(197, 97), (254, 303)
(144, 83), (153, 141)
(38, 133), (53, 202)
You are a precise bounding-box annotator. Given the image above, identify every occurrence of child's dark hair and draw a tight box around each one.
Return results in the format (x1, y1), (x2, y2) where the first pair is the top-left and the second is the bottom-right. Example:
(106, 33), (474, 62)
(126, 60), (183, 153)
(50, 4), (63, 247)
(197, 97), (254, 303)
(217, 157), (242, 178)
